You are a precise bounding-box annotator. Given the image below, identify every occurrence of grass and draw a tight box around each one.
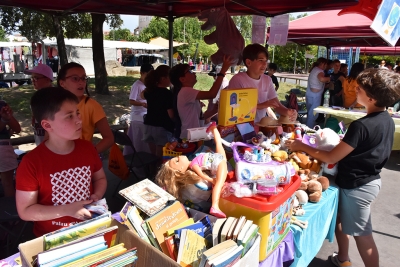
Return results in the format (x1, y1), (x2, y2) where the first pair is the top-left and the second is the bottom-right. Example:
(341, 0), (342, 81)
(1, 72), (306, 138)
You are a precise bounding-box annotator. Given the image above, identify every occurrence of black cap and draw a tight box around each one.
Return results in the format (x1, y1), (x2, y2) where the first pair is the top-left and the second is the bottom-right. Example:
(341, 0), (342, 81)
(140, 64), (154, 73)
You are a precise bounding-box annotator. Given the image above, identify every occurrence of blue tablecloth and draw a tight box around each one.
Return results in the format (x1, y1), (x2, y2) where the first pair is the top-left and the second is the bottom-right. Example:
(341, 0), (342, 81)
(290, 186), (339, 267)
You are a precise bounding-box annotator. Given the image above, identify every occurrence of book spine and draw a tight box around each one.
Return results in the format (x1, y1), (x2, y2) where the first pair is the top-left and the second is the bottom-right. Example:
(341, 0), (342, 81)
(164, 236), (177, 261)
(142, 222), (162, 250)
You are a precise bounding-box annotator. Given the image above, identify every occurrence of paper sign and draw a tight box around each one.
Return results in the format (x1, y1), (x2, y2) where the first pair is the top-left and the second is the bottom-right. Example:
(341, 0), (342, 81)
(370, 0), (400, 46)
(252, 15), (267, 44)
(267, 14), (289, 46)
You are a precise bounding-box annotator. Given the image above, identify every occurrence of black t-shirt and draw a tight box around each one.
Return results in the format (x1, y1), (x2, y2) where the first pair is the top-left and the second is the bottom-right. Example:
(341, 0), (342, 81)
(336, 111), (394, 189)
(265, 72), (279, 90)
(331, 72), (345, 94)
(143, 87), (174, 133)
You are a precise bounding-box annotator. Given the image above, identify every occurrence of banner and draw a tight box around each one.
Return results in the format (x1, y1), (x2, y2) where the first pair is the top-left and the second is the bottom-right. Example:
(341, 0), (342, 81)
(251, 16), (267, 44)
(267, 14), (289, 46)
(370, 0), (400, 46)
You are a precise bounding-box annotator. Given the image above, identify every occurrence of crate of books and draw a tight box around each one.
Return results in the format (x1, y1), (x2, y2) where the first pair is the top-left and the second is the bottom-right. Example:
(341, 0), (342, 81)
(115, 179), (262, 267)
(219, 174), (301, 261)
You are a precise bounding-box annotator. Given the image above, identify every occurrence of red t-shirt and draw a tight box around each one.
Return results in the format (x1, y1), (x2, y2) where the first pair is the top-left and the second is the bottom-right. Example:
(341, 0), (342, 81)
(16, 139), (103, 237)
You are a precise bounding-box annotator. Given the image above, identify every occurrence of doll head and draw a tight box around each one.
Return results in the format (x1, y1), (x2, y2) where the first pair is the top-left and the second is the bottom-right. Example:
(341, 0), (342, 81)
(155, 159), (201, 200)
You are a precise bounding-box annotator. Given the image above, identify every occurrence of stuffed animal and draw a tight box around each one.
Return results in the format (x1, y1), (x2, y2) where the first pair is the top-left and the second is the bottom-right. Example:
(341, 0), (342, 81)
(289, 152), (321, 173)
(272, 150), (288, 162)
(298, 179), (323, 202)
(198, 7), (245, 65)
(314, 127), (341, 176)
(317, 176), (330, 191)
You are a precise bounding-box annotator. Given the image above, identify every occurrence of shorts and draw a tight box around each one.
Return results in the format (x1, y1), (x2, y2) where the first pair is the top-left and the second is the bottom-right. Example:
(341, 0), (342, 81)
(339, 179), (381, 236)
(0, 143), (18, 172)
(142, 125), (172, 146)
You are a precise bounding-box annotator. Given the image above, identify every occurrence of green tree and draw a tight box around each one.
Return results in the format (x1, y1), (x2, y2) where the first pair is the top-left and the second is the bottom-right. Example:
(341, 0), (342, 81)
(0, 26), (7, 41)
(106, 28), (136, 41)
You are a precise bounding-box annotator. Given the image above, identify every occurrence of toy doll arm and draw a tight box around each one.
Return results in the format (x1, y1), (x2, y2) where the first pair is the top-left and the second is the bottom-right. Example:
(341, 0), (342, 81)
(191, 164), (215, 184)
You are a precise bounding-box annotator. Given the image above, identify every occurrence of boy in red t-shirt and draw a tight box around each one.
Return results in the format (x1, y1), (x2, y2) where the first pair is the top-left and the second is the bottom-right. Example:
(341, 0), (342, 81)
(16, 87), (107, 237)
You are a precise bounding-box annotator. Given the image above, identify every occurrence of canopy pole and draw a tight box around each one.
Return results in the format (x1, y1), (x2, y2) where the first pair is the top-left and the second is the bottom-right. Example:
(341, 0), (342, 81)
(168, 5), (174, 67)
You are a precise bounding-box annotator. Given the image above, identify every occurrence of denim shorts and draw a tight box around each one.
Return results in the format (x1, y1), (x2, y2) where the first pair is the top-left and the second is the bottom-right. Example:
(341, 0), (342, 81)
(339, 179), (381, 236)
(142, 125), (172, 146)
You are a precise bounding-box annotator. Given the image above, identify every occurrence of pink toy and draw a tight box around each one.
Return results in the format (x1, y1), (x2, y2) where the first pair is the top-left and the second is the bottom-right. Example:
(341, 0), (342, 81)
(294, 127), (302, 140)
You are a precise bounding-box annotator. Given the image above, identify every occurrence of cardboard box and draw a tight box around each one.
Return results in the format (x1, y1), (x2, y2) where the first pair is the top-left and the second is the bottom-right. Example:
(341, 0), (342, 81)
(218, 88), (258, 126)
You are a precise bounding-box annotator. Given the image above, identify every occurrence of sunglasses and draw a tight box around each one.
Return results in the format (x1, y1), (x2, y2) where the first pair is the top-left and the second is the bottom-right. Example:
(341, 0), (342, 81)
(65, 76), (90, 83)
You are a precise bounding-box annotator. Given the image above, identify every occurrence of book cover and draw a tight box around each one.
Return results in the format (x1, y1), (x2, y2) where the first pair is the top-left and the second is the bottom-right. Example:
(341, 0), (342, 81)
(141, 221), (162, 250)
(174, 222), (205, 250)
(238, 224), (259, 257)
(145, 201), (189, 256)
(164, 235), (177, 261)
(61, 243), (126, 267)
(177, 230), (207, 267)
(197, 215), (213, 248)
(127, 206), (152, 245)
(199, 240), (237, 267)
(236, 220), (253, 245)
(211, 245), (243, 267)
(43, 213), (112, 250)
(212, 219), (226, 246)
(166, 218), (194, 236)
(119, 178), (176, 216)
(219, 217), (236, 243)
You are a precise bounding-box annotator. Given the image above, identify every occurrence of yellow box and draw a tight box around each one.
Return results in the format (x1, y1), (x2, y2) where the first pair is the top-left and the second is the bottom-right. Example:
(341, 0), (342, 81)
(219, 175), (300, 262)
(218, 88), (258, 126)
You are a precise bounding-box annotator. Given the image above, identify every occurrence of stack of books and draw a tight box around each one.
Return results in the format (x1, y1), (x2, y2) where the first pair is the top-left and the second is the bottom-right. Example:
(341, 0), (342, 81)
(33, 213), (138, 267)
(118, 180), (260, 267)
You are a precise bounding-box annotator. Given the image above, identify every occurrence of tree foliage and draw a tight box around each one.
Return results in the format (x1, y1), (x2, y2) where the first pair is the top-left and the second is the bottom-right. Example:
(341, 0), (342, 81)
(0, 26), (7, 41)
(105, 28), (137, 41)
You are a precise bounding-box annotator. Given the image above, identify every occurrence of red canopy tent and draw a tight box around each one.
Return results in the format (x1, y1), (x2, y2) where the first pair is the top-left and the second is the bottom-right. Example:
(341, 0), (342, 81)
(287, 9), (400, 47)
(357, 46), (400, 55)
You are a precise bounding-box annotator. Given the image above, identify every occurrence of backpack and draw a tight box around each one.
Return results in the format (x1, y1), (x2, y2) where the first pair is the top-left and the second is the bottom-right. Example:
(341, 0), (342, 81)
(108, 144), (129, 180)
(287, 92), (299, 111)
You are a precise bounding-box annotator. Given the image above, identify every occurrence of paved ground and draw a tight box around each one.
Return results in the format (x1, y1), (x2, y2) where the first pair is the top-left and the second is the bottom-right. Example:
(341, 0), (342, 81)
(1, 151), (399, 266)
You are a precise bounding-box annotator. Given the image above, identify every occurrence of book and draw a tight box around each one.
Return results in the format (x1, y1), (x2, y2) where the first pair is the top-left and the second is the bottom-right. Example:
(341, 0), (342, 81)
(212, 218), (226, 246)
(225, 218), (238, 241)
(176, 230), (207, 267)
(127, 206), (152, 245)
(43, 213), (112, 250)
(197, 215), (213, 248)
(199, 240), (237, 267)
(119, 178), (176, 216)
(164, 235), (177, 261)
(141, 221), (162, 251)
(61, 243), (127, 267)
(238, 224), (259, 257)
(119, 202), (138, 234)
(92, 248), (137, 267)
(210, 245), (243, 267)
(166, 218), (194, 236)
(174, 221), (205, 250)
(219, 217), (236, 243)
(205, 246), (238, 267)
(145, 201), (189, 256)
(231, 216), (246, 242)
(236, 220), (253, 246)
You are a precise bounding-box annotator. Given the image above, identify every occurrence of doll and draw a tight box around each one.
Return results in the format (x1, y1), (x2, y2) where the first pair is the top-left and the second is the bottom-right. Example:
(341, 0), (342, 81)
(156, 122), (227, 218)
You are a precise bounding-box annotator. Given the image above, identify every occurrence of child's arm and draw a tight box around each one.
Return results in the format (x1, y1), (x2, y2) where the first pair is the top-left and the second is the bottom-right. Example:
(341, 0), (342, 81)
(90, 168), (107, 202)
(190, 165), (215, 184)
(94, 118), (114, 153)
(16, 190), (93, 221)
(0, 105), (21, 134)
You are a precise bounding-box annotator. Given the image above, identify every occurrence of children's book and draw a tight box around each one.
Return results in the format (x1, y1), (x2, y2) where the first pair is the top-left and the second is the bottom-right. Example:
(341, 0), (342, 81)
(164, 235), (177, 261)
(145, 201), (189, 256)
(92, 248), (137, 267)
(43, 213), (112, 250)
(127, 206), (152, 245)
(204, 245), (238, 267)
(210, 245), (243, 267)
(212, 219), (226, 246)
(119, 178), (176, 216)
(197, 215), (213, 247)
(174, 221), (205, 250)
(236, 220), (253, 245)
(176, 230), (207, 267)
(141, 220), (162, 250)
(199, 240), (237, 267)
(238, 224), (259, 257)
(61, 243), (127, 267)
(219, 217), (236, 243)
(165, 218), (195, 236)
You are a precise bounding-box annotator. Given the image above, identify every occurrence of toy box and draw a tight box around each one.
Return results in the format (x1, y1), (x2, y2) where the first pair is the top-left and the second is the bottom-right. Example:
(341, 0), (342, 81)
(219, 175), (300, 261)
(218, 88), (258, 126)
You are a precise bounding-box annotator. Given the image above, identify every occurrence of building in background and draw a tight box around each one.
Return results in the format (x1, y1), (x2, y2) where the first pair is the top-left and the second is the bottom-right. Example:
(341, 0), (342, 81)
(138, 16), (153, 32)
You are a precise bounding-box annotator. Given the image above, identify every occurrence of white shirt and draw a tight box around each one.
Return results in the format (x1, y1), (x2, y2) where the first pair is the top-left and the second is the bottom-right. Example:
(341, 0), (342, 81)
(227, 72), (277, 123)
(177, 87), (201, 139)
(129, 80), (147, 121)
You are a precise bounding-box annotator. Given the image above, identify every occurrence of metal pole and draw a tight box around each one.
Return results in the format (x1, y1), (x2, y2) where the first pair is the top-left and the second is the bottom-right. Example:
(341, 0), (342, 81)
(168, 5), (174, 67)
(293, 45), (298, 74)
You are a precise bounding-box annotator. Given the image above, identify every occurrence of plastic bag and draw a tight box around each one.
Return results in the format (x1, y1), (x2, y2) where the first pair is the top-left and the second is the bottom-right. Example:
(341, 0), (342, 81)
(108, 143), (129, 180)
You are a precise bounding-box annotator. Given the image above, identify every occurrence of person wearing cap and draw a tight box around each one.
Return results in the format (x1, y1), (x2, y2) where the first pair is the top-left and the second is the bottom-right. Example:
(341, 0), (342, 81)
(24, 64), (54, 90)
(25, 64), (55, 145)
(169, 55), (234, 140)
(125, 63), (154, 154)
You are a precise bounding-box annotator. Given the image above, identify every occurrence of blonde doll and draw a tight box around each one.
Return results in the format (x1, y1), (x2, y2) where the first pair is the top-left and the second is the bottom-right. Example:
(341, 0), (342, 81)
(156, 123), (227, 218)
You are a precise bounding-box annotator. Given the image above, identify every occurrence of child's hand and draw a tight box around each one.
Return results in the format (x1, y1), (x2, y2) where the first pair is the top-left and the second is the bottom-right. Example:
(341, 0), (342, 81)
(221, 55), (235, 73)
(287, 109), (298, 122)
(285, 139), (303, 151)
(90, 194), (100, 202)
(0, 105), (13, 121)
(66, 199), (93, 220)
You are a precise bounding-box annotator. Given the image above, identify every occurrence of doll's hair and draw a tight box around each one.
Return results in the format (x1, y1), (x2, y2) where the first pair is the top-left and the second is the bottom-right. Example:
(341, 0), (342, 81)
(155, 160), (202, 200)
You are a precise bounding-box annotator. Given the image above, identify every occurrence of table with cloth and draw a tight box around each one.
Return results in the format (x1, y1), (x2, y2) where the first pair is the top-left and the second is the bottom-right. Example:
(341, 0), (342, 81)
(123, 120), (151, 155)
(259, 186), (339, 267)
(314, 106), (400, 150)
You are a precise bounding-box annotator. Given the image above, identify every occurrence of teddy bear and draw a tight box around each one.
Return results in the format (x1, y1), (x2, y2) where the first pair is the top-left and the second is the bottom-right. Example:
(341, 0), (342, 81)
(314, 127), (341, 176)
(198, 7), (245, 66)
(289, 152), (321, 173)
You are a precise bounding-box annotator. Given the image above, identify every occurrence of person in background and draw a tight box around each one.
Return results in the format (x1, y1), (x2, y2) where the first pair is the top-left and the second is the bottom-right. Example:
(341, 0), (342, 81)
(305, 57), (331, 128)
(342, 63), (365, 109)
(265, 62), (279, 91)
(24, 64), (54, 145)
(385, 63), (393, 71)
(125, 63), (154, 154)
(340, 63), (348, 77)
(16, 87), (107, 237)
(287, 68), (400, 267)
(379, 60), (388, 69)
(227, 44), (297, 128)
(395, 65), (400, 73)
(58, 62), (114, 154)
(141, 65), (173, 159)
(0, 100), (21, 197)
(330, 59), (346, 107)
